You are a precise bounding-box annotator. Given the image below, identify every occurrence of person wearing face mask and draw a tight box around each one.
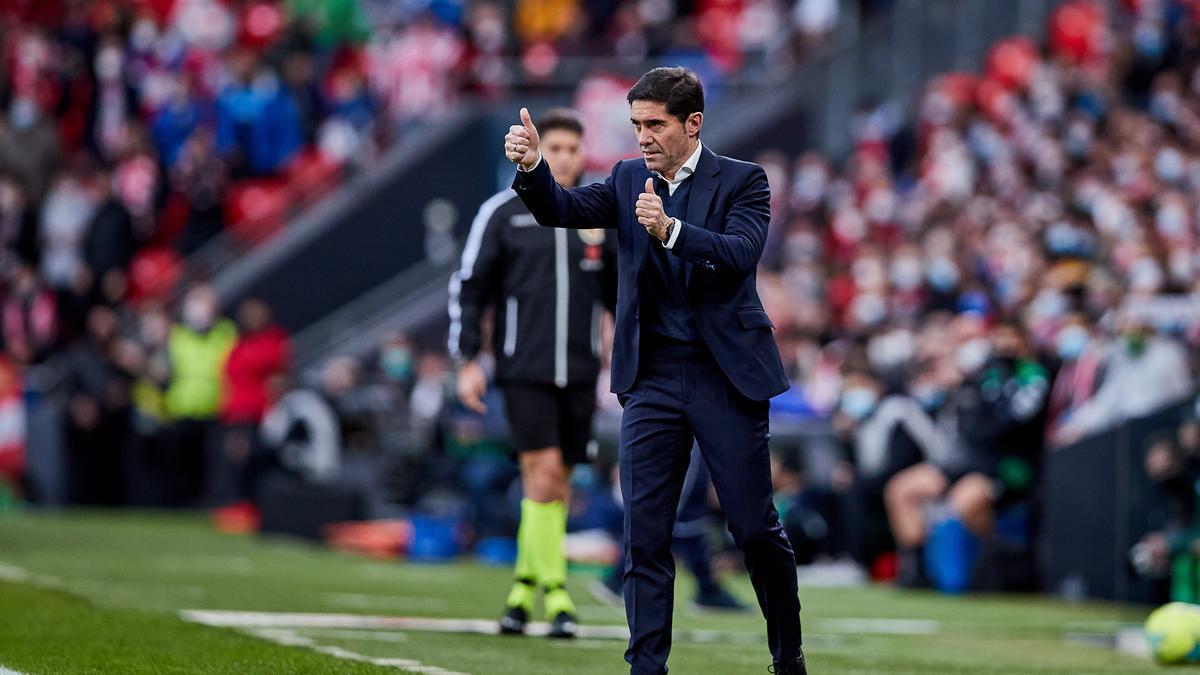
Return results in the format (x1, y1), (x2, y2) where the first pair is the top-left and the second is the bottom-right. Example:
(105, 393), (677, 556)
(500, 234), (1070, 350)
(1054, 314), (1192, 445)
(920, 319), (1050, 590)
(0, 95), (61, 202)
(836, 365), (949, 571)
(165, 285), (238, 506)
(212, 299), (291, 521)
(1045, 312), (1106, 443)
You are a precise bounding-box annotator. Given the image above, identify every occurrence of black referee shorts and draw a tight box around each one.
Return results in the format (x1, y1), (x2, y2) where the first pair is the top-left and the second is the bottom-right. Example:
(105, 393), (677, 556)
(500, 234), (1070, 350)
(501, 383), (597, 465)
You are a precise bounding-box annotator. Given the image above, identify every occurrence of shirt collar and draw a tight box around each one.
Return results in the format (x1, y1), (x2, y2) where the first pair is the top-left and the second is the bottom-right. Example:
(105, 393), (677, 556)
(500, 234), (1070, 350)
(654, 141), (703, 186)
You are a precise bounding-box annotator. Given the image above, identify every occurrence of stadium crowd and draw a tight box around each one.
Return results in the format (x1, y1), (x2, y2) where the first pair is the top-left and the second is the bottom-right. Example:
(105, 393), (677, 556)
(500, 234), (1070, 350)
(736, 0), (1200, 587)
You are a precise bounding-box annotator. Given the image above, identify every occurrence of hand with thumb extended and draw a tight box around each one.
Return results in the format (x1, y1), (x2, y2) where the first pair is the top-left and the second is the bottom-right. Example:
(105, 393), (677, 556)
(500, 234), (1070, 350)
(504, 107), (541, 169)
(636, 175), (670, 241)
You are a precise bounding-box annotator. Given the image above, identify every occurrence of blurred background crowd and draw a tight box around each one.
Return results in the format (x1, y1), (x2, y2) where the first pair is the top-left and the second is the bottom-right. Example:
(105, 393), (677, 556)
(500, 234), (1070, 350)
(2, 0), (1200, 602)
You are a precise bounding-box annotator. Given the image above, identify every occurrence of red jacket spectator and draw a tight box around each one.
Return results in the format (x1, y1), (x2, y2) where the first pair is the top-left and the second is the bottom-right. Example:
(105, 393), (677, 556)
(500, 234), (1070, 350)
(221, 322), (290, 425)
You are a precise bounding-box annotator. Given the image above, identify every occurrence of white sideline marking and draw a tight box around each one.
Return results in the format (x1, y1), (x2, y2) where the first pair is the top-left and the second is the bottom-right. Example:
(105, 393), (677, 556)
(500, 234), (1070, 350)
(299, 628), (411, 643)
(181, 609), (632, 640)
(1115, 627), (1151, 659)
(0, 667), (31, 674)
(244, 627), (468, 674)
(0, 563), (30, 583)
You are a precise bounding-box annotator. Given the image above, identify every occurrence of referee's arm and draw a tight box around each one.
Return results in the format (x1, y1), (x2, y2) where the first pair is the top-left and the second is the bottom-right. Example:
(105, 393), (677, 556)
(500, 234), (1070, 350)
(448, 194), (506, 365)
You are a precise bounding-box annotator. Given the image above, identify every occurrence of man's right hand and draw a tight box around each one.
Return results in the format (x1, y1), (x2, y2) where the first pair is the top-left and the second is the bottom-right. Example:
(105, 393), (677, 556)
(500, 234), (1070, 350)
(456, 360), (488, 414)
(505, 107), (541, 170)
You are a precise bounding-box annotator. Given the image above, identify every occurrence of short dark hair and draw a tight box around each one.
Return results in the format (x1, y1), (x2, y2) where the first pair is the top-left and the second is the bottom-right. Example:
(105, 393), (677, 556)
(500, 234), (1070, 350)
(537, 108), (584, 136)
(626, 67), (704, 124)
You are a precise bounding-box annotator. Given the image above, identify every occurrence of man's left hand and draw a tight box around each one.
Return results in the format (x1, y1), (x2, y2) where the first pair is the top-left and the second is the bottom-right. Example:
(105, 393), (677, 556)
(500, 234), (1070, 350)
(637, 177), (673, 241)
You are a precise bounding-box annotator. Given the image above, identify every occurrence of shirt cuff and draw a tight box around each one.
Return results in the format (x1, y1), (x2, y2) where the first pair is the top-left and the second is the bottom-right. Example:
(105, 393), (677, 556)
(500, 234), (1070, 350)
(517, 154), (542, 172)
(662, 218), (682, 249)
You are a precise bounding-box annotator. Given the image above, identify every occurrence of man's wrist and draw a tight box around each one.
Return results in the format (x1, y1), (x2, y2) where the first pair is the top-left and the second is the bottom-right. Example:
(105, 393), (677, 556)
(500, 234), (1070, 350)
(518, 153), (542, 172)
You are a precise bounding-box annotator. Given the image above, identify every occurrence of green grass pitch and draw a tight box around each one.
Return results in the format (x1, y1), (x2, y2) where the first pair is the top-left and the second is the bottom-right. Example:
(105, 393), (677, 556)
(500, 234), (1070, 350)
(0, 510), (1164, 674)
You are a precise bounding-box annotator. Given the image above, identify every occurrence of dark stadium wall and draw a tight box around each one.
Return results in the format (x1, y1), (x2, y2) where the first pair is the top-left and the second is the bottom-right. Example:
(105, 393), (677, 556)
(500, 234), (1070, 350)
(1040, 401), (1187, 604)
(221, 117), (498, 334)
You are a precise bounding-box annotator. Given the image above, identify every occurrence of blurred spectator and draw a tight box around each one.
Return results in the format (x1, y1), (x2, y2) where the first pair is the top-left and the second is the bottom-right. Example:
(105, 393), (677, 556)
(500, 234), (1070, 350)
(1045, 311), (1106, 443)
(0, 174), (37, 272)
(83, 170), (137, 284)
(216, 49), (301, 176)
(63, 305), (129, 505)
(1053, 314), (1191, 445)
(2, 263), (59, 365)
(125, 307), (174, 506)
(165, 285), (237, 505)
(0, 96), (61, 201)
(217, 298), (291, 505)
(152, 76), (212, 170)
(367, 16), (464, 129)
(171, 128), (230, 255)
(39, 166), (96, 289)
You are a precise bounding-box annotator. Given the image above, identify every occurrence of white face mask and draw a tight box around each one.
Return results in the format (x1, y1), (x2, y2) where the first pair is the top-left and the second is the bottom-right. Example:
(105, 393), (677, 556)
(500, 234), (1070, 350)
(183, 300), (214, 330)
(956, 338), (992, 375)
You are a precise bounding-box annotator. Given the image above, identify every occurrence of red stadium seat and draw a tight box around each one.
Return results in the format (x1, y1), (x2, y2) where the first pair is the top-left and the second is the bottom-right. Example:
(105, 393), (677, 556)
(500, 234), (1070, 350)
(225, 179), (292, 245)
(284, 148), (344, 206)
(128, 246), (183, 304)
(986, 37), (1039, 91)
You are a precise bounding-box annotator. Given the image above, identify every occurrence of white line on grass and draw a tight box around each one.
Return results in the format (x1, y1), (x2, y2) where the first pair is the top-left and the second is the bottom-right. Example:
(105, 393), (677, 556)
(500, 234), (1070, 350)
(243, 627), (468, 674)
(182, 609), (632, 639)
(297, 628), (410, 643)
(0, 667), (31, 674)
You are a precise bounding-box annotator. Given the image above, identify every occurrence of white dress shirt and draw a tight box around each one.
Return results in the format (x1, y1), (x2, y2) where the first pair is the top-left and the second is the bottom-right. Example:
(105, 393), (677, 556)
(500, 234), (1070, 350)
(655, 141), (703, 249)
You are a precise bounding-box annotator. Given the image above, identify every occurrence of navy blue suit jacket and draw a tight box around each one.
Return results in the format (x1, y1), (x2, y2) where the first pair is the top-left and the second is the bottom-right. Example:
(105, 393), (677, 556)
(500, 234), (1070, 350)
(511, 145), (789, 401)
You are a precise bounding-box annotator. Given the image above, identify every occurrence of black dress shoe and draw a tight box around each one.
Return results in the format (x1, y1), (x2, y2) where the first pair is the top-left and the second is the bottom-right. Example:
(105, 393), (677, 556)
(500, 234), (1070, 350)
(768, 652), (807, 675)
(548, 611), (578, 639)
(498, 606), (528, 635)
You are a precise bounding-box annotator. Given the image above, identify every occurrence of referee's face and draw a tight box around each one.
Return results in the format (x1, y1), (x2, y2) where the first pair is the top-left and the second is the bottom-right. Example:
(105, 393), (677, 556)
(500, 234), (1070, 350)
(543, 128), (585, 188)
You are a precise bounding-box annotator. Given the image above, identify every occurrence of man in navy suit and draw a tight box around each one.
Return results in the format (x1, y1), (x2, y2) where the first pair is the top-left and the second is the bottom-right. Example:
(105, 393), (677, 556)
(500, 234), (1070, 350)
(505, 67), (806, 675)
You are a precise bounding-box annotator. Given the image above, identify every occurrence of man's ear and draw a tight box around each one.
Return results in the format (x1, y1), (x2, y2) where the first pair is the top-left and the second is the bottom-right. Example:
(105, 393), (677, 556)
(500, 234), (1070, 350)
(688, 112), (703, 138)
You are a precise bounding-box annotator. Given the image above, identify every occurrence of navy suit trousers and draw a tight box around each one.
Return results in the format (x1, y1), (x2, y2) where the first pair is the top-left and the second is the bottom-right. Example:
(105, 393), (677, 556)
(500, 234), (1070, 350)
(618, 352), (802, 675)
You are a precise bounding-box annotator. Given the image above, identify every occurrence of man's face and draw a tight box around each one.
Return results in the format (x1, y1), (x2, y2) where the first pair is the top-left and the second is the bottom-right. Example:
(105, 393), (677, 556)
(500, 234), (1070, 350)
(542, 129), (584, 187)
(630, 100), (701, 176)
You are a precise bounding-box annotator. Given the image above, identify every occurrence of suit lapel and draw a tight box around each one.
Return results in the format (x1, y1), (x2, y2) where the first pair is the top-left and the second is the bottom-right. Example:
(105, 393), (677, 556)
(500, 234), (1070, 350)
(632, 168), (650, 276)
(683, 146), (720, 288)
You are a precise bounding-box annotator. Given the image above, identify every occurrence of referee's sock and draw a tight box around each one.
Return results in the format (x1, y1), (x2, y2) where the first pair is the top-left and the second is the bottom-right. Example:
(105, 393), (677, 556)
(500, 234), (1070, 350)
(522, 498), (576, 617)
(505, 499), (542, 612)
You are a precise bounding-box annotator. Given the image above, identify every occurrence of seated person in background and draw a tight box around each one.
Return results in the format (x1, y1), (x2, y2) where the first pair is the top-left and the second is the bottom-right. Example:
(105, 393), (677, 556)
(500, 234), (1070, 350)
(1053, 313), (1191, 446)
(885, 319), (1049, 587)
(834, 361), (949, 568)
(1133, 421), (1200, 603)
(1044, 311), (1106, 445)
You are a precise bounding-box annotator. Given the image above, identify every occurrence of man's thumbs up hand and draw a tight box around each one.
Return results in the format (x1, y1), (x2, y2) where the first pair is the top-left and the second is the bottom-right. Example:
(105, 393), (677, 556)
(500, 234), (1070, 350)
(637, 175), (672, 242)
(505, 107), (541, 170)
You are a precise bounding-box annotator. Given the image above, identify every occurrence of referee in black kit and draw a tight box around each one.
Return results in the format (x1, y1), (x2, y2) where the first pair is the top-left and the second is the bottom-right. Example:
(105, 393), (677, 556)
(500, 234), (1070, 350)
(448, 108), (616, 638)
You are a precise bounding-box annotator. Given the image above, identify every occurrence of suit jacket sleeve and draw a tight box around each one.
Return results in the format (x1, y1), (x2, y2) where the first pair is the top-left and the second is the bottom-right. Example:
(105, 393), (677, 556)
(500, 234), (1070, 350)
(448, 201), (504, 361)
(671, 164), (770, 278)
(511, 158), (618, 230)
